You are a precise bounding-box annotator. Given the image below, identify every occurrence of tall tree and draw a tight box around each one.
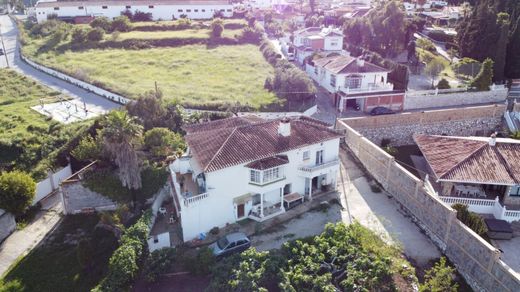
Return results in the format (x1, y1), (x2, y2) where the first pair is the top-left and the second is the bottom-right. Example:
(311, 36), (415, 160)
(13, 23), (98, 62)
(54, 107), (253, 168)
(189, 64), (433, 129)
(493, 13), (510, 82)
(101, 111), (143, 191)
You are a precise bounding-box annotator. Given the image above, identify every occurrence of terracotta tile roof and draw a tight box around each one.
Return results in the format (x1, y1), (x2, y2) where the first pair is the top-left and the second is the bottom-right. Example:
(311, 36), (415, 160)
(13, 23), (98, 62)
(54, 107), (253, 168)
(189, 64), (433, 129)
(183, 116), (263, 134)
(245, 155), (289, 170)
(312, 55), (388, 74)
(414, 134), (520, 185)
(36, 0), (231, 8)
(185, 116), (341, 172)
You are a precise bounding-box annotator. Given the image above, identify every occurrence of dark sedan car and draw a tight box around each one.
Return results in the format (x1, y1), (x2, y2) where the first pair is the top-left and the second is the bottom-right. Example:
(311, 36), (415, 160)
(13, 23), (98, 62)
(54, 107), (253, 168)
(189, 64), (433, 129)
(370, 107), (395, 116)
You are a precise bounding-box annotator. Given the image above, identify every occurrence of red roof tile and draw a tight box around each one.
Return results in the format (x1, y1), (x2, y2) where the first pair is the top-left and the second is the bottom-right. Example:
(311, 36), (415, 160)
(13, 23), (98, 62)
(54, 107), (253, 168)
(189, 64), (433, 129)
(312, 55), (388, 74)
(414, 134), (520, 185)
(185, 116), (341, 172)
(245, 155), (289, 170)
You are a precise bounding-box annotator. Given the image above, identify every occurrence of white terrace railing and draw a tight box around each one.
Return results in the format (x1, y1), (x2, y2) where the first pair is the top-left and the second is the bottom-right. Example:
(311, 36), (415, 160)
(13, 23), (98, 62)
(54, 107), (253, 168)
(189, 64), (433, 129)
(183, 192), (209, 207)
(440, 196), (520, 223)
(298, 159), (340, 173)
(169, 164), (209, 208)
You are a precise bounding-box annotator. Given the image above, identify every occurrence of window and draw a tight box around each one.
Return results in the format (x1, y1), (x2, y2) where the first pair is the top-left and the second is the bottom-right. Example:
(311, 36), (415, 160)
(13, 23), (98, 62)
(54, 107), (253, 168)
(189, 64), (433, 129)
(345, 77), (362, 89)
(227, 9), (232, 12)
(330, 75), (336, 87)
(315, 150), (324, 165)
(194, 9), (198, 12)
(78, 6), (84, 10)
(126, 5), (131, 8)
(102, 5), (108, 9)
(202, 9), (206, 12)
(330, 41), (338, 46)
(303, 150), (310, 160)
(250, 170), (261, 184)
(263, 167), (280, 183)
(510, 186), (520, 197)
(187, 9), (191, 12)
(53, 7), (59, 10)
(148, 5), (154, 8)
(314, 67), (318, 75)
(220, 9), (225, 12)
(178, 9), (183, 12)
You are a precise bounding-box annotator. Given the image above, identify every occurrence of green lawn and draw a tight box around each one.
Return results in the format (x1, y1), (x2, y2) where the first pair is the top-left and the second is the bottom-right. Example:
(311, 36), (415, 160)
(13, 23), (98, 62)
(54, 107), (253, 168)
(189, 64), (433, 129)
(2, 215), (118, 292)
(0, 69), (90, 179)
(112, 28), (239, 40)
(130, 18), (247, 28)
(30, 44), (277, 108)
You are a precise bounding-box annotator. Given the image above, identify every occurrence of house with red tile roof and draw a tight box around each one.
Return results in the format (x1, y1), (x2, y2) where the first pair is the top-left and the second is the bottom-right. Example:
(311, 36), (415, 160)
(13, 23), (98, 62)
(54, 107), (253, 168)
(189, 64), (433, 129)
(306, 54), (405, 113)
(169, 116), (342, 241)
(414, 134), (520, 220)
(291, 26), (344, 65)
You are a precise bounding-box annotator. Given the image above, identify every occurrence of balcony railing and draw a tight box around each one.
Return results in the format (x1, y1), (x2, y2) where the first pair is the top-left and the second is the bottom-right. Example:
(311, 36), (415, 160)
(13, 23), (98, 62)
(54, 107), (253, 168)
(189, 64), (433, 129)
(183, 192), (209, 207)
(339, 83), (394, 95)
(298, 159), (340, 173)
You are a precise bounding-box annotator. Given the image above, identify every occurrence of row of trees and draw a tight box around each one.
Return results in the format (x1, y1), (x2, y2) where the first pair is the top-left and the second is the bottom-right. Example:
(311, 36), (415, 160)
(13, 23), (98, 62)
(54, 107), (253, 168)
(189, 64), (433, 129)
(457, 0), (520, 80)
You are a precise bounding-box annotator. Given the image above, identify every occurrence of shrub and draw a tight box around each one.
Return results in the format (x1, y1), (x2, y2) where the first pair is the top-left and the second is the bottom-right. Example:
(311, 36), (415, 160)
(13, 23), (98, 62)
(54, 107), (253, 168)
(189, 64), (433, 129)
(238, 24), (264, 44)
(452, 204), (488, 236)
(419, 257), (458, 292)
(87, 27), (105, 42)
(417, 38), (436, 52)
(111, 16), (131, 32)
(437, 78), (451, 89)
(143, 248), (176, 283)
(71, 135), (102, 162)
(0, 171), (36, 216)
(427, 30), (454, 43)
(0, 279), (24, 292)
(470, 58), (494, 91)
(71, 27), (87, 44)
(186, 247), (216, 275)
(209, 226), (219, 235)
(211, 18), (224, 38)
(90, 16), (111, 32)
(133, 10), (153, 22)
(144, 128), (185, 158)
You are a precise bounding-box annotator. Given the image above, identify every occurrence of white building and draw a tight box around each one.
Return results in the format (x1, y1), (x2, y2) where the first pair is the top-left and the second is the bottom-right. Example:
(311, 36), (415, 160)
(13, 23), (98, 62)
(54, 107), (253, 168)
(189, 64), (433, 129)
(169, 116), (342, 241)
(292, 26), (343, 65)
(34, 0), (234, 23)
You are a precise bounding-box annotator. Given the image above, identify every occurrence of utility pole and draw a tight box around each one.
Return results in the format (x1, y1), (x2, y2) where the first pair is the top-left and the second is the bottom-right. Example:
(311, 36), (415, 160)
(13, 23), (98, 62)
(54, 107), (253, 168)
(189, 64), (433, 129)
(0, 23), (10, 68)
(154, 81), (159, 98)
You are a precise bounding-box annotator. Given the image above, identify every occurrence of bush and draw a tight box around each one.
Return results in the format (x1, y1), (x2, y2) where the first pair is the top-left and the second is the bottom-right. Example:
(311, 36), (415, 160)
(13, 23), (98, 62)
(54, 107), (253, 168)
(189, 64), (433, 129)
(452, 204), (488, 236)
(437, 78), (451, 89)
(87, 27), (105, 42)
(470, 58), (494, 91)
(111, 16), (131, 32)
(211, 18), (224, 38)
(0, 279), (24, 292)
(186, 247), (216, 275)
(143, 248), (176, 283)
(419, 257), (458, 292)
(90, 16), (111, 32)
(0, 171), (36, 216)
(427, 30), (454, 43)
(71, 135), (102, 162)
(144, 128), (185, 158)
(417, 38), (436, 52)
(71, 27), (87, 44)
(133, 10), (153, 22)
(238, 24), (264, 44)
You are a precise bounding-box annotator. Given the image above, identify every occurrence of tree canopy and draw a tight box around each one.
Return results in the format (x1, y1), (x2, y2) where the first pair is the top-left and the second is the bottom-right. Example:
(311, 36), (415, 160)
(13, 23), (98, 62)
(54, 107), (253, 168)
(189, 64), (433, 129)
(0, 171), (36, 216)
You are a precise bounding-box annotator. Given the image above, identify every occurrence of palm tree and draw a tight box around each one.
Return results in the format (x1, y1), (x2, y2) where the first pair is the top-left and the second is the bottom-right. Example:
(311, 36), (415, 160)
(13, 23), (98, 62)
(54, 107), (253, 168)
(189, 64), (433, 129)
(101, 110), (143, 192)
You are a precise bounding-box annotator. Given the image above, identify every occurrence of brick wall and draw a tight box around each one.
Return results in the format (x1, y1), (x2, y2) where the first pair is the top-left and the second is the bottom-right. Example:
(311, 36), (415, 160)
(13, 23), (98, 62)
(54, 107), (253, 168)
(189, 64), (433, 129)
(337, 121), (520, 292)
(404, 88), (508, 110)
(342, 104), (505, 146)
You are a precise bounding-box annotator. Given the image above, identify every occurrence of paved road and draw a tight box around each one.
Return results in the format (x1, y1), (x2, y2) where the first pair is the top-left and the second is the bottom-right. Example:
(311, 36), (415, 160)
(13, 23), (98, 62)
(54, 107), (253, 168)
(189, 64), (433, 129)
(0, 14), (119, 113)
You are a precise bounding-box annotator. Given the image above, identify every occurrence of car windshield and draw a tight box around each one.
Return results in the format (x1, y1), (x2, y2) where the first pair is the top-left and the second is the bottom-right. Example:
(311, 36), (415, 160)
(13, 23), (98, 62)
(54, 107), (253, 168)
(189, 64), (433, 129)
(217, 237), (229, 249)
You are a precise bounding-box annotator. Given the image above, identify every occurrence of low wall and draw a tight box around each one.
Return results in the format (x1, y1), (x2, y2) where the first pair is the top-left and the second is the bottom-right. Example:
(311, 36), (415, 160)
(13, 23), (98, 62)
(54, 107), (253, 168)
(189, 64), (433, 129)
(0, 210), (16, 243)
(337, 120), (520, 292)
(60, 181), (117, 214)
(342, 104), (505, 146)
(20, 53), (130, 105)
(404, 87), (508, 110)
(34, 165), (72, 204)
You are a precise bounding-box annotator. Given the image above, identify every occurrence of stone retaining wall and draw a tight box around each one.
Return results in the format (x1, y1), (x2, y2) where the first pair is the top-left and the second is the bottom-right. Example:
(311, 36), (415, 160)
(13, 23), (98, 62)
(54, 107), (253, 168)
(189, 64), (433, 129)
(61, 181), (117, 215)
(404, 88), (508, 110)
(336, 121), (520, 292)
(342, 104), (505, 146)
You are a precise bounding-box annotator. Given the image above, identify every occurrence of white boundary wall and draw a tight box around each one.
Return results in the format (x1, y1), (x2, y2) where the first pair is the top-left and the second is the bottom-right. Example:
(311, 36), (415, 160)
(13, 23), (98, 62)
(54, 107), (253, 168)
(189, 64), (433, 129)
(34, 164), (72, 204)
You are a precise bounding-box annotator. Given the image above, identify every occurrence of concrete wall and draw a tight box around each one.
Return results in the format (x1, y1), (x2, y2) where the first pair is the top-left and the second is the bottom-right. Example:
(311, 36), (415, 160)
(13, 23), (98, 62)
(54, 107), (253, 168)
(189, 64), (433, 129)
(61, 181), (117, 214)
(336, 120), (520, 292)
(0, 210), (16, 243)
(34, 165), (72, 204)
(342, 104), (505, 146)
(404, 88), (508, 110)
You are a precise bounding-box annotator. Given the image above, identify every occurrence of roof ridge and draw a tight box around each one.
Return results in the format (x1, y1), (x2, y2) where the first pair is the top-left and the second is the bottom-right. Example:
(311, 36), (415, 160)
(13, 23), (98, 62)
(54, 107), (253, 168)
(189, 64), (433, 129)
(203, 127), (238, 172)
(494, 145), (520, 184)
(440, 142), (488, 179)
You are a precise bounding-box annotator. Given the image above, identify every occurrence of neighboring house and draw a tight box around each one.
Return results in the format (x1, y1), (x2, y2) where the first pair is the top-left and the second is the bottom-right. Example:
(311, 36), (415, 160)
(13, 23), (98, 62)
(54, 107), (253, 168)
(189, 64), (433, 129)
(306, 54), (405, 112)
(415, 134), (520, 222)
(292, 26), (343, 65)
(169, 116), (342, 241)
(34, 0), (234, 23)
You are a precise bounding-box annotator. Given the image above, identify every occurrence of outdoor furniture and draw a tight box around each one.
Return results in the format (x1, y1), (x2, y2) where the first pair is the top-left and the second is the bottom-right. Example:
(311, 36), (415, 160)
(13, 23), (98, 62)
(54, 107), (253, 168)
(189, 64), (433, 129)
(454, 185), (485, 198)
(284, 192), (304, 210)
(159, 207), (167, 215)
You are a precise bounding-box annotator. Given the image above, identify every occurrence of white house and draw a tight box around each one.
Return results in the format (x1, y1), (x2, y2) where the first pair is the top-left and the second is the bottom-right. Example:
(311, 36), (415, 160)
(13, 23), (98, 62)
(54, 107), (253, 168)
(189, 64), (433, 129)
(292, 26), (343, 65)
(306, 54), (405, 112)
(169, 116), (342, 241)
(34, 0), (234, 23)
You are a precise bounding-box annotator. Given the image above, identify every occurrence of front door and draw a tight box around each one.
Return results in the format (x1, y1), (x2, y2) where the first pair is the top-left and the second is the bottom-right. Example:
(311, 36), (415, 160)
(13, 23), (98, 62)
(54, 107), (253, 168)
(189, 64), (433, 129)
(237, 203), (245, 218)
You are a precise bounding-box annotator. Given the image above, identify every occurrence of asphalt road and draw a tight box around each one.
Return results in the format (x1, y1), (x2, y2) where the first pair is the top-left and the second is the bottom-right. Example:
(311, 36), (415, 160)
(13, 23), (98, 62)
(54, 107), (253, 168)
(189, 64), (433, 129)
(0, 14), (119, 112)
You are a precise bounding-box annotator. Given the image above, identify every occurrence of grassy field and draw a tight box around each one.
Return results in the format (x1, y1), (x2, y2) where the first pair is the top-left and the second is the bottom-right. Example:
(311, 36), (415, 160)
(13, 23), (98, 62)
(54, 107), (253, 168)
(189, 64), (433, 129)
(30, 44), (277, 108)
(2, 215), (118, 292)
(0, 69), (90, 179)
(130, 18), (247, 28)
(112, 28), (239, 40)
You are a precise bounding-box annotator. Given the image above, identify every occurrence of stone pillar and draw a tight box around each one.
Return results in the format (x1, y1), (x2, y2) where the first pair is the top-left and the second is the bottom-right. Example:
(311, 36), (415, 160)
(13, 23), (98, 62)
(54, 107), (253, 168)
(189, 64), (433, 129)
(280, 188), (285, 212)
(260, 193), (264, 217)
(309, 178), (313, 201)
(384, 157), (395, 190)
(443, 209), (457, 247)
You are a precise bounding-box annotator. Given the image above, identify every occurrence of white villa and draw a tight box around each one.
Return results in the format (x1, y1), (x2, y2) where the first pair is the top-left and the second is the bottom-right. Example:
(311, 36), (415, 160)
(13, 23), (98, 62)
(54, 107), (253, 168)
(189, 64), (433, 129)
(168, 116), (342, 241)
(292, 26), (343, 65)
(34, 0), (234, 23)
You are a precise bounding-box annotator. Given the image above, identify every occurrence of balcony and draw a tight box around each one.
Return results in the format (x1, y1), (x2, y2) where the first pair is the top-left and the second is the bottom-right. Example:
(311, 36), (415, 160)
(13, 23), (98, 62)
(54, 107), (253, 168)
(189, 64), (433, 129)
(298, 159), (340, 177)
(171, 172), (209, 208)
(338, 83), (394, 95)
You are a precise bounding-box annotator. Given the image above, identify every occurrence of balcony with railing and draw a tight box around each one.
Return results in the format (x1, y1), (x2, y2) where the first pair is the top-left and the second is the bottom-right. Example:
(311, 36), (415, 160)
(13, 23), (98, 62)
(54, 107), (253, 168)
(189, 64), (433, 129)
(171, 171), (209, 208)
(298, 158), (340, 177)
(338, 83), (394, 95)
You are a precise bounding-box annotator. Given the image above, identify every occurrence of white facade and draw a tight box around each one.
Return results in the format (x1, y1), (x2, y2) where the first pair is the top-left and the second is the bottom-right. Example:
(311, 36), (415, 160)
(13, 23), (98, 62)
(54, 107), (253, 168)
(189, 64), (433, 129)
(292, 27), (344, 65)
(170, 138), (341, 241)
(35, 1), (234, 23)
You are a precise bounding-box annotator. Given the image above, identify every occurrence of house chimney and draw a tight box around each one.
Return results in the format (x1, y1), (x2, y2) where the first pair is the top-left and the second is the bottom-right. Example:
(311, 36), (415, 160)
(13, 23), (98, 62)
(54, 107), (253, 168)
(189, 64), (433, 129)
(278, 117), (291, 137)
(356, 58), (365, 67)
(489, 132), (497, 146)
